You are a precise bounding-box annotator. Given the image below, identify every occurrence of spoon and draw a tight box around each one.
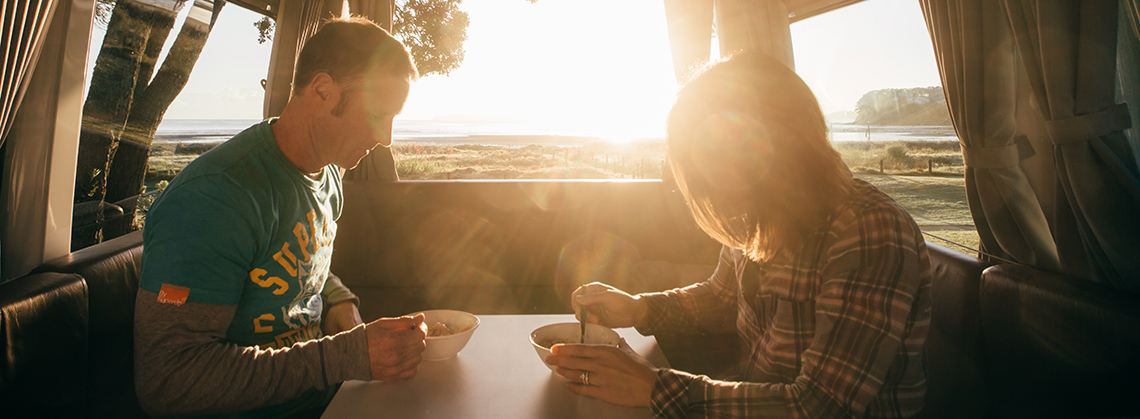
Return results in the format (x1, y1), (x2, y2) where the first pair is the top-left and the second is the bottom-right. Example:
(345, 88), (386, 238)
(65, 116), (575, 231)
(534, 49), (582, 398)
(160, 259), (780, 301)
(579, 305), (587, 344)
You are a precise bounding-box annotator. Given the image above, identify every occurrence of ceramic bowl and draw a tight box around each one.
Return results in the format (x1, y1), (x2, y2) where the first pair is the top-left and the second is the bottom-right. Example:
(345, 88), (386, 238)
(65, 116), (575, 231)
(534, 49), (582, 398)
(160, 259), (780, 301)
(529, 322), (620, 372)
(414, 309), (480, 361)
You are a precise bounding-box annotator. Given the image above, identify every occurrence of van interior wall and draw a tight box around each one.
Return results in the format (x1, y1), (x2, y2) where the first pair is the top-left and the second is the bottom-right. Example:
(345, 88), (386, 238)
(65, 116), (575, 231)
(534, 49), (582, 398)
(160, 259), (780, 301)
(331, 180), (722, 320)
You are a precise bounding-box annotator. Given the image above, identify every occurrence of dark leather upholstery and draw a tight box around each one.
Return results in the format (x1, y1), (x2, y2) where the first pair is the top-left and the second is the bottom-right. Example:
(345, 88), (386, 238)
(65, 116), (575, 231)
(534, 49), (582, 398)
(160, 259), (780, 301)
(0, 272), (89, 416)
(30, 230), (146, 418)
(980, 264), (1140, 419)
(919, 242), (991, 419)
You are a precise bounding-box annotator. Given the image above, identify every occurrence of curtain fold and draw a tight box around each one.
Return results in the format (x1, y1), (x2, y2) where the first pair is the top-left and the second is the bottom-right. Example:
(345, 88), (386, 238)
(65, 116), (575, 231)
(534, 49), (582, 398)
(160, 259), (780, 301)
(920, 0), (1059, 268)
(661, 0), (793, 82)
(714, 0), (794, 68)
(263, 0), (340, 119)
(1003, 0), (1140, 292)
(662, 0), (713, 83)
(342, 0), (398, 181)
(0, 0), (58, 147)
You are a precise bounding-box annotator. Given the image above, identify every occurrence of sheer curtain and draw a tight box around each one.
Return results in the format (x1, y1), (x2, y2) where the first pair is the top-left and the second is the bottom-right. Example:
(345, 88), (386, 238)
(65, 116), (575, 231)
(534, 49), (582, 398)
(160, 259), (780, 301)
(1002, 0), (1140, 292)
(0, 0), (58, 146)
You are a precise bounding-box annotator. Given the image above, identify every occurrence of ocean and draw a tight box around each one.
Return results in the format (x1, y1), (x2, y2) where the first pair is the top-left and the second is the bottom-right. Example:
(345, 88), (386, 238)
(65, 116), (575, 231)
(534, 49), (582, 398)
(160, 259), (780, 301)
(154, 119), (959, 145)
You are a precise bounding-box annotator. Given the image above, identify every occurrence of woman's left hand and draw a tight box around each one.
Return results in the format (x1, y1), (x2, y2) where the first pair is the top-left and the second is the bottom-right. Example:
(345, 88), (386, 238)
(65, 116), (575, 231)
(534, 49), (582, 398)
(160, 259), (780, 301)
(545, 338), (658, 407)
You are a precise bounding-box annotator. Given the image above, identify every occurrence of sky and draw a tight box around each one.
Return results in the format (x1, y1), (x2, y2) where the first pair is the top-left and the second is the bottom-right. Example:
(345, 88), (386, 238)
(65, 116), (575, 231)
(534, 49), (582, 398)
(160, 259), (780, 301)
(87, 0), (943, 137)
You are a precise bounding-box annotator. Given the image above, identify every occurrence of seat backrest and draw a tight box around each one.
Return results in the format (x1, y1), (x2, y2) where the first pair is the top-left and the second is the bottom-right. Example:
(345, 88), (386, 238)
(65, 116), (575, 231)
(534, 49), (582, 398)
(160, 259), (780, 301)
(979, 264), (1140, 419)
(32, 230), (146, 418)
(919, 242), (992, 419)
(0, 272), (89, 416)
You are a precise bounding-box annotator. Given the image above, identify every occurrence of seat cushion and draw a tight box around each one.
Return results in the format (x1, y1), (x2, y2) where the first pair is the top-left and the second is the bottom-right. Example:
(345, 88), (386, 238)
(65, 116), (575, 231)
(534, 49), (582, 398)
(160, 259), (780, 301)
(919, 242), (990, 419)
(32, 230), (146, 418)
(980, 264), (1140, 418)
(0, 272), (89, 416)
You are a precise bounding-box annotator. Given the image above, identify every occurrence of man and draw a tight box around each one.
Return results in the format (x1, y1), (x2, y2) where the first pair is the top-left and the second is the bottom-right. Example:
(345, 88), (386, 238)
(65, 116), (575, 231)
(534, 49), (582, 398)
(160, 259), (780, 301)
(134, 17), (424, 417)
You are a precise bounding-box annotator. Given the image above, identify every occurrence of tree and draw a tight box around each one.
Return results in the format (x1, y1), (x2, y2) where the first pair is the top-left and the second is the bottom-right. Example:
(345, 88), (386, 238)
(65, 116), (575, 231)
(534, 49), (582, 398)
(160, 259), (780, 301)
(392, 0), (470, 76)
(74, 0), (223, 249)
(74, 0), (528, 249)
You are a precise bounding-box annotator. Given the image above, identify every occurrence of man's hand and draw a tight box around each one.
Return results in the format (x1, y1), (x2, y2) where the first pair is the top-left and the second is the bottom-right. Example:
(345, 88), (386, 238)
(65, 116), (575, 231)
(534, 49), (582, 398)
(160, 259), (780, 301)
(322, 301), (364, 335)
(364, 313), (427, 381)
(545, 339), (658, 407)
(571, 282), (649, 329)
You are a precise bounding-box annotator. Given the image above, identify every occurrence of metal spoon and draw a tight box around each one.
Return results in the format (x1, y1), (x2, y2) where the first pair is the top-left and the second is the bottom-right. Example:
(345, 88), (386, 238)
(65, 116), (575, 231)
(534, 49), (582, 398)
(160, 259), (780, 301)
(579, 305), (587, 344)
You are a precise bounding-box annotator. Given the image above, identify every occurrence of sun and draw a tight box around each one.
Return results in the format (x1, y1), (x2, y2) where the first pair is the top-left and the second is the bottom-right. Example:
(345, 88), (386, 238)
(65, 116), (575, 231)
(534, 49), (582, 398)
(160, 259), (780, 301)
(399, 0), (679, 141)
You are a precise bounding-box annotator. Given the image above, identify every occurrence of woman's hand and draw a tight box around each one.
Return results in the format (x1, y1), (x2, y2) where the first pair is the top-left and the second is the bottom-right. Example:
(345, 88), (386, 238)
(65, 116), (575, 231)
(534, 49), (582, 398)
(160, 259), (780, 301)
(322, 301), (364, 335)
(571, 282), (649, 329)
(545, 339), (658, 407)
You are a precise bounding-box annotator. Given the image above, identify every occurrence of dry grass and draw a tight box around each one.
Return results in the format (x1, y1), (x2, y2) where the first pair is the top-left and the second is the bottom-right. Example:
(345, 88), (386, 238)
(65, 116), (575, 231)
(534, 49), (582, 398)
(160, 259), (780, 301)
(145, 138), (981, 252)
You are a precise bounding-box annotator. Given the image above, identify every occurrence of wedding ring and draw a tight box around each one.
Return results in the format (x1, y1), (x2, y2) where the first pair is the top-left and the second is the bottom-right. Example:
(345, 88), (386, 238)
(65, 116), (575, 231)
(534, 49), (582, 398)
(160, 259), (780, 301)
(580, 370), (591, 386)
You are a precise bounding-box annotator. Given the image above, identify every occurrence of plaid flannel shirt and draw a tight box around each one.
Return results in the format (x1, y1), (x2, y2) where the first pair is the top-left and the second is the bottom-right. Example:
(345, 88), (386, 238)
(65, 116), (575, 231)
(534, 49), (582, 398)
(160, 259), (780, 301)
(638, 181), (931, 418)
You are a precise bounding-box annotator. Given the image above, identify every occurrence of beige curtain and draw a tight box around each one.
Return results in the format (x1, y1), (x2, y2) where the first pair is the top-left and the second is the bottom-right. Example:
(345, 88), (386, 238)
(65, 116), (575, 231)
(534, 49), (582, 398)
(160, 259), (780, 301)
(1, 0), (91, 280)
(662, 0), (794, 82)
(921, 0), (1060, 269)
(1002, 0), (1140, 291)
(263, 0), (345, 119)
(343, 0), (399, 181)
(0, 0), (58, 146)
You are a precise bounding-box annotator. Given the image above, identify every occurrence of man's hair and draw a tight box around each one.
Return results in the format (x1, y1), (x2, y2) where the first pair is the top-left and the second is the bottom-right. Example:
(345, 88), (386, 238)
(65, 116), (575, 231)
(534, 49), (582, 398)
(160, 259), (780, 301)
(666, 52), (855, 263)
(292, 16), (418, 97)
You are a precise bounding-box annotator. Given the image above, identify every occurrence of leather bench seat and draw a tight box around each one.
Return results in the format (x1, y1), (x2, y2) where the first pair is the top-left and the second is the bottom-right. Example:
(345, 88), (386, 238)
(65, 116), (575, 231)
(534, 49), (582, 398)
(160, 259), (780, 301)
(919, 242), (992, 419)
(980, 263), (1140, 418)
(0, 272), (89, 416)
(0, 231), (146, 418)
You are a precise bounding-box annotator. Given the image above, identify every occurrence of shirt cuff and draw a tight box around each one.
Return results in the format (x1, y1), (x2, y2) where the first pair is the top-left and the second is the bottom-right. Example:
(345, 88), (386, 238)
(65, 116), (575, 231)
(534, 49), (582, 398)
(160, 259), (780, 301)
(634, 292), (671, 336)
(318, 323), (371, 386)
(652, 368), (696, 419)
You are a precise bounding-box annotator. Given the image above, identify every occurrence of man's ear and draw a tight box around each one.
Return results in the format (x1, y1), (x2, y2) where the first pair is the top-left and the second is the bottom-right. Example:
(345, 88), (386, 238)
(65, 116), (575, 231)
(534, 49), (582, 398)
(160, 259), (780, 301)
(308, 72), (339, 103)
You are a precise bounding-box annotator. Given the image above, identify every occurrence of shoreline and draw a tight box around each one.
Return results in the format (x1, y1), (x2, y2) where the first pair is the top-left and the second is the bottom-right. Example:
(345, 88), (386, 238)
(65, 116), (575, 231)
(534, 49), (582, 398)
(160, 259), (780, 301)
(153, 132), (962, 146)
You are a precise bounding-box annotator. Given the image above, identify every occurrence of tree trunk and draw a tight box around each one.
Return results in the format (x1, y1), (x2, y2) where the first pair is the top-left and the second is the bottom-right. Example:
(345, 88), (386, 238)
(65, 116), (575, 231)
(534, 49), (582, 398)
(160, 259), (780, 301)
(122, 1), (220, 146)
(73, 0), (214, 248)
(82, 0), (183, 135)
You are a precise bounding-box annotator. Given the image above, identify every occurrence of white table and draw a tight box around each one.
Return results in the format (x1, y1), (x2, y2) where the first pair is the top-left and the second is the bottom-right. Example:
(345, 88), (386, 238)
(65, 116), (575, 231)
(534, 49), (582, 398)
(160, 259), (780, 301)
(322, 314), (669, 418)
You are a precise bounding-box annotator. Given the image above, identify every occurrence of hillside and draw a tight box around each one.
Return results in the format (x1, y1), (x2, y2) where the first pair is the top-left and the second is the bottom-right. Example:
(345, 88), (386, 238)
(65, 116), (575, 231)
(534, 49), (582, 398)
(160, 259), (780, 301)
(854, 87), (952, 126)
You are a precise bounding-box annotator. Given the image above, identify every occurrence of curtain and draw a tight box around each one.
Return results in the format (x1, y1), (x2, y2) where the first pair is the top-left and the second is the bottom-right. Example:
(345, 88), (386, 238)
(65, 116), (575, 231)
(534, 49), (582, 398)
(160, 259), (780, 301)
(920, 0), (1060, 269)
(662, 0), (794, 82)
(263, 0), (341, 119)
(1121, 0), (1140, 172)
(343, 0), (398, 181)
(1003, 0), (1140, 292)
(1, 0), (90, 281)
(0, 0), (58, 147)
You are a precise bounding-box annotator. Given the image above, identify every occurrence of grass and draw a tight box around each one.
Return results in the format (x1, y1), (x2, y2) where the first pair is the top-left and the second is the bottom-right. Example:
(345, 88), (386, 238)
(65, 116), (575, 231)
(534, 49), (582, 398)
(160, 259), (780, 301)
(146, 138), (981, 252)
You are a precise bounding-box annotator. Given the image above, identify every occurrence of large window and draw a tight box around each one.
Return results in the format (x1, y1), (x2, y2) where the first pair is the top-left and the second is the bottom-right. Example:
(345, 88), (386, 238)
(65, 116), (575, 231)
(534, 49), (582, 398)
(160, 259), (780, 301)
(791, 0), (979, 253)
(75, 1), (269, 250)
(392, 0), (674, 180)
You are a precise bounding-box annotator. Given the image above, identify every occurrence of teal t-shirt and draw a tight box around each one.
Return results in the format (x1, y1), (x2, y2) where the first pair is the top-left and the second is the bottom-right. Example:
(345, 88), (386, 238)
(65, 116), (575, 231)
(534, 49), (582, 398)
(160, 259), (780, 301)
(140, 118), (343, 349)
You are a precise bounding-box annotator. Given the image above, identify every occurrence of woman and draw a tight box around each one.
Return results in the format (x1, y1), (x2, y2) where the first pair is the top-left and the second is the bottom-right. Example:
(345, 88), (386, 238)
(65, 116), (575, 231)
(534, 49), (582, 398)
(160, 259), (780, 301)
(545, 52), (931, 418)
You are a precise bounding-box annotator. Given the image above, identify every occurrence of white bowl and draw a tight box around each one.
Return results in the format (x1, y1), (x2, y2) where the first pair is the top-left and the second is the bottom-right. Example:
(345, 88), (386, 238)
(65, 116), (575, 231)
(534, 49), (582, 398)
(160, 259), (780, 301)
(529, 322), (620, 372)
(414, 310), (480, 361)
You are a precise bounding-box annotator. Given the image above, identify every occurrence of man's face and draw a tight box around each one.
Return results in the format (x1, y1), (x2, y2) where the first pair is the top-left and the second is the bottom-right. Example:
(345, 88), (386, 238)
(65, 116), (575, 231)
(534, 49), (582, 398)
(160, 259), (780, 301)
(323, 72), (411, 170)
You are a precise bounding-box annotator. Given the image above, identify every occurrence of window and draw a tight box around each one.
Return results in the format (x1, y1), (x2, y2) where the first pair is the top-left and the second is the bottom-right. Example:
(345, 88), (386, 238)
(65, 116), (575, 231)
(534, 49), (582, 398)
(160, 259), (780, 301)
(392, 0), (674, 180)
(790, 0), (980, 253)
(75, 1), (270, 250)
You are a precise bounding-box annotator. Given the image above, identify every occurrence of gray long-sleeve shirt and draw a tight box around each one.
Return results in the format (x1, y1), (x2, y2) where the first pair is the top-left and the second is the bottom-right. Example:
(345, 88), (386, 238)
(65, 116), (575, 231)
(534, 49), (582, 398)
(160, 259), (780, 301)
(133, 287), (370, 417)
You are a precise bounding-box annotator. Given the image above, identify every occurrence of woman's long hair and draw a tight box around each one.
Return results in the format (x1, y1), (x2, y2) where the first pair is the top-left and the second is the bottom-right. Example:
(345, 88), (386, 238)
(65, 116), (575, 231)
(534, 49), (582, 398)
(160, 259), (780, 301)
(667, 52), (855, 263)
